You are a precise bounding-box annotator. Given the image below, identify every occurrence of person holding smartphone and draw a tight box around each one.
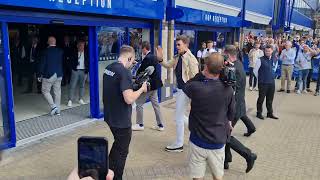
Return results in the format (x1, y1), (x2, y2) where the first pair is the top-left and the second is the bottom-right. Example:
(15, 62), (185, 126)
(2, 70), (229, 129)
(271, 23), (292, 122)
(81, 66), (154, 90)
(103, 45), (148, 179)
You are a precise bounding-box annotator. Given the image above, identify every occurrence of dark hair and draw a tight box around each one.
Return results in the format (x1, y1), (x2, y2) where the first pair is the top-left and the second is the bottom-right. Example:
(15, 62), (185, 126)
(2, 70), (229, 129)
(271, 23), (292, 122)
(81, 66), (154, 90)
(224, 45), (238, 56)
(176, 35), (190, 45)
(201, 41), (206, 45)
(207, 40), (213, 44)
(265, 45), (273, 49)
(142, 41), (151, 51)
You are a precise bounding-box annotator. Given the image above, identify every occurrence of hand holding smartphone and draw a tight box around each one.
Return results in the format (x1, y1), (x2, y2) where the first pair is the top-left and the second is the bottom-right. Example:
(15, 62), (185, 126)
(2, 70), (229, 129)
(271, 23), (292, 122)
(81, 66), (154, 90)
(78, 137), (109, 180)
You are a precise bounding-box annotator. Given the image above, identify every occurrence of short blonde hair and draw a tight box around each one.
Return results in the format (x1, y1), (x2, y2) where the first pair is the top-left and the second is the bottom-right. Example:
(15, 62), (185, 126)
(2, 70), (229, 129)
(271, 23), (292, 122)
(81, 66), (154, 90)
(120, 45), (135, 57)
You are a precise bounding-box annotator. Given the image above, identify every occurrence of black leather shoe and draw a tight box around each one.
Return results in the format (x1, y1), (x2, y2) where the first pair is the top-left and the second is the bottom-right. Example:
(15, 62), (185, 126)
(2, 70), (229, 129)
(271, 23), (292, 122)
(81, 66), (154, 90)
(244, 129), (256, 137)
(287, 90), (291, 93)
(224, 162), (229, 170)
(277, 89), (285, 92)
(256, 113), (264, 120)
(246, 153), (257, 173)
(267, 114), (279, 120)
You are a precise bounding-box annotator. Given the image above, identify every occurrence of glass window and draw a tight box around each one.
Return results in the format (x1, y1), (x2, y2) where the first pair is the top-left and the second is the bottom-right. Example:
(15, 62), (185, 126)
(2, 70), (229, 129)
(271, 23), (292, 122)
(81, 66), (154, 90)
(0, 24), (11, 145)
(129, 28), (150, 76)
(97, 27), (127, 109)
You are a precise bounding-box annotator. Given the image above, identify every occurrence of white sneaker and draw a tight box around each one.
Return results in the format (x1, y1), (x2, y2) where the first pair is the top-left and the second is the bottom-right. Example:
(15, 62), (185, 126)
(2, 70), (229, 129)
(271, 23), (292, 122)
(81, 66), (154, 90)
(249, 87), (253, 91)
(303, 90), (308, 94)
(165, 144), (183, 152)
(50, 107), (58, 116)
(79, 99), (85, 105)
(254, 87), (259, 91)
(132, 124), (144, 131)
(67, 100), (72, 107)
(296, 90), (302, 94)
(152, 125), (165, 131)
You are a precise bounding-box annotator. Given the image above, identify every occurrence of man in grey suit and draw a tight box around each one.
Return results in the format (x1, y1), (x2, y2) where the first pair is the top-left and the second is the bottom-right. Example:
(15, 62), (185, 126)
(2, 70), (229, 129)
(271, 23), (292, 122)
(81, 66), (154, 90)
(132, 41), (164, 131)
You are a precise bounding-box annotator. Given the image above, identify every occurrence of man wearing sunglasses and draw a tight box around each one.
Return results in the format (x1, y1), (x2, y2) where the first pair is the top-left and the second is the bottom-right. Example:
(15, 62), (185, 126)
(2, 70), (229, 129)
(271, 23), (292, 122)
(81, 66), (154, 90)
(157, 35), (199, 152)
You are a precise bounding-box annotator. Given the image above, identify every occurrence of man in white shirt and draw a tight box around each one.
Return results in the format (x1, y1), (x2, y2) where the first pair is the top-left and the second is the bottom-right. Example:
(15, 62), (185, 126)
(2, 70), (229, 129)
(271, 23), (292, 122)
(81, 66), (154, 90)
(197, 42), (207, 71)
(204, 40), (218, 57)
(278, 41), (296, 93)
(67, 40), (89, 107)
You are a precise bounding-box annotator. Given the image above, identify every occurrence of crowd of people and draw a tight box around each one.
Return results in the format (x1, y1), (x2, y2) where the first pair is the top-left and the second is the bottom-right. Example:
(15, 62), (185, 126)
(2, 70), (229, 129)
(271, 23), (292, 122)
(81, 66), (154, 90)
(243, 32), (320, 96)
(101, 34), (281, 180)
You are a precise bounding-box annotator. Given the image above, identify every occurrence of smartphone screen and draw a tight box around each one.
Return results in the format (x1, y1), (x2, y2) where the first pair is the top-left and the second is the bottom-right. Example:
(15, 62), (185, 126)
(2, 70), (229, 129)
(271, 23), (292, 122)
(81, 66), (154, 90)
(78, 137), (108, 180)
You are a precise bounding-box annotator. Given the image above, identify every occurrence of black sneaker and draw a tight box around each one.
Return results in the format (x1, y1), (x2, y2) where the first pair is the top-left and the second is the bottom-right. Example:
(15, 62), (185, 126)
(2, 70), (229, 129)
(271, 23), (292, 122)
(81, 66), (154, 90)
(287, 90), (291, 93)
(165, 145), (183, 152)
(277, 89), (285, 92)
(267, 114), (279, 120)
(256, 113), (264, 120)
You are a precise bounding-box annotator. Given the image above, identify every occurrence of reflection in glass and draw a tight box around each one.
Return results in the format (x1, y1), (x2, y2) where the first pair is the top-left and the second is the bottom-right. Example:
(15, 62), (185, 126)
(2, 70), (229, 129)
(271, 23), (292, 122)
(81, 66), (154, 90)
(0, 24), (11, 144)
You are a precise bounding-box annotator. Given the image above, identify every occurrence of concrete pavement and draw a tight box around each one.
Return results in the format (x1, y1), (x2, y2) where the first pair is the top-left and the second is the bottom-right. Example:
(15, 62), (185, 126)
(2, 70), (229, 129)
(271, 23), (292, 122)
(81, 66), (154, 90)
(0, 80), (320, 180)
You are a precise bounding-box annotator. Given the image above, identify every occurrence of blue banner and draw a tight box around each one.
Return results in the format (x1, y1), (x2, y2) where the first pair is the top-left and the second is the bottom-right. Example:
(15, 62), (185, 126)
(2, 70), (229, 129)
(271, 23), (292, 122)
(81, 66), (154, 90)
(0, 0), (164, 20)
(175, 6), (242, 28)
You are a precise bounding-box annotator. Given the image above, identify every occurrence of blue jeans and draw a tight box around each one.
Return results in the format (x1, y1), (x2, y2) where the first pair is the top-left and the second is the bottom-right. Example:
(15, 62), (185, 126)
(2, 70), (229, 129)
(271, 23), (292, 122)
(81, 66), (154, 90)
(298, 69), (310, 91)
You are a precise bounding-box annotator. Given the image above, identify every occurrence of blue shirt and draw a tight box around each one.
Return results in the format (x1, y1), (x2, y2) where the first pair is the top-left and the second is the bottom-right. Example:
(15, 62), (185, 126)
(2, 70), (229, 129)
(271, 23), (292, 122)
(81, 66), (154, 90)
(175, 55), (185, 89)
(280, 48), (296, 65)
(190, 133), (224, 150)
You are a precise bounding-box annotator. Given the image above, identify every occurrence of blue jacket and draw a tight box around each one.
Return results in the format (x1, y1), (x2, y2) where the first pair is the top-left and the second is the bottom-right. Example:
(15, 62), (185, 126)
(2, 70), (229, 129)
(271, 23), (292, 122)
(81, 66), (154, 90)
(39, 46), (64, 79)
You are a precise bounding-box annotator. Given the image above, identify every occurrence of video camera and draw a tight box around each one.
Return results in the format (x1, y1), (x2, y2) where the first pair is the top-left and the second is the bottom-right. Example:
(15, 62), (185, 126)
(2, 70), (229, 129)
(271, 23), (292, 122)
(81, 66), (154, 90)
(220, 59), (236, 86)
(132, 66), (154, 91)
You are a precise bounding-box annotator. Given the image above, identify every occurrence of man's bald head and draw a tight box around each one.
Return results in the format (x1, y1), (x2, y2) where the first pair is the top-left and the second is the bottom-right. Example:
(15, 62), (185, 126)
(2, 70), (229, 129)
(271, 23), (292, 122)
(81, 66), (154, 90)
(48, 36), (56, 46)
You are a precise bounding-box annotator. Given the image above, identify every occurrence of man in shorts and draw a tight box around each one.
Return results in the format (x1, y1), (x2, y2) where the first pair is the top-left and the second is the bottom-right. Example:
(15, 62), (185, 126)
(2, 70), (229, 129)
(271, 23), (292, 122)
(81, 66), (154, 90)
(184, 53), (235, 180)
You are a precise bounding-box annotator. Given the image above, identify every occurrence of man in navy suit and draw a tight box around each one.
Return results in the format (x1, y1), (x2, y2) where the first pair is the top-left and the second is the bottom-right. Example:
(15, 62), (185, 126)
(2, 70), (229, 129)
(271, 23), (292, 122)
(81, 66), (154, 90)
(132, 41), (164, 131)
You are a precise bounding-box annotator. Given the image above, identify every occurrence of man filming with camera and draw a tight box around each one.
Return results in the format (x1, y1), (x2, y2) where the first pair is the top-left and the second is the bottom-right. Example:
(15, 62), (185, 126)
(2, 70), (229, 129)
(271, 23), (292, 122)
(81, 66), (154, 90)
(103, 45), (147, 180)
(223, 45), (257, 173)
(183, 52), (234, 180)
(132, 41), (164, 131)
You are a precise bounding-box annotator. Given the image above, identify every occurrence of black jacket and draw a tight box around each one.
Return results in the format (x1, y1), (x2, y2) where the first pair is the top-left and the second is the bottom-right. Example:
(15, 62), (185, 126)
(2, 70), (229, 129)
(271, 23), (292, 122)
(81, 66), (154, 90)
(39, 46), (64, 78)
(26, 44), (41, 64)
(233, 60), (247, 122)
(136, 52), (163, 91)
(70, 50), (90, 74)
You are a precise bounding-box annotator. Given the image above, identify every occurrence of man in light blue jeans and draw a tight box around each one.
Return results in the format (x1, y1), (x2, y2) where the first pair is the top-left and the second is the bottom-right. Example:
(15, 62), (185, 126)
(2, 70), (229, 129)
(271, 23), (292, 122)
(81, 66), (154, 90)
(157, 35), (199, 152)
(67, 41), (89, 107)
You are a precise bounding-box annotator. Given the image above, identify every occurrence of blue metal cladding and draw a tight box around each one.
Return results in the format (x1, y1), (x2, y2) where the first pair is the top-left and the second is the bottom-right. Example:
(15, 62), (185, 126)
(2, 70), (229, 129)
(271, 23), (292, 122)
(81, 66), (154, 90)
(207, 0), (242, 8)
(175, 6), (242, 27)
(0, 0), (164, 20)
(291, 9), (313, 28)
(246, 0), (275, 17)
(1, 22), (16, 149)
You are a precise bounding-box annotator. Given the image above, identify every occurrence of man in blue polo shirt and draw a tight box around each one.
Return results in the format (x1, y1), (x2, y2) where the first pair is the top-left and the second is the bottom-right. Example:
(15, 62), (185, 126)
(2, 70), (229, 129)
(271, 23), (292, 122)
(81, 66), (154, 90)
(183, 53), (235, 180)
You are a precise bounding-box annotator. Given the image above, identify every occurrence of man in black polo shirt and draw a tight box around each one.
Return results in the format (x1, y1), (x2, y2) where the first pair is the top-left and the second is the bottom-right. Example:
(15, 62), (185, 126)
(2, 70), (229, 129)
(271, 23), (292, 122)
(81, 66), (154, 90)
(103, 45), (147, 180)
(183, 53), (234, 180)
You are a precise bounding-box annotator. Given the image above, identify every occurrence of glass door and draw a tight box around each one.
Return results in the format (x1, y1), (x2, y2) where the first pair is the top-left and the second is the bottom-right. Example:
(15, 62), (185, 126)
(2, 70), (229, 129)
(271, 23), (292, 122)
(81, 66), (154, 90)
(0, 22), (15, 149)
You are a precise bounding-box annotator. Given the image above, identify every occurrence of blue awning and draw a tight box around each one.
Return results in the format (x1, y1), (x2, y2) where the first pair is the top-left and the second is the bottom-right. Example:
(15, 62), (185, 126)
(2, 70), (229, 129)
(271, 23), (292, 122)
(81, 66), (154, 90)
(291, 9), (313, 29)
(245, 0), (274, 25)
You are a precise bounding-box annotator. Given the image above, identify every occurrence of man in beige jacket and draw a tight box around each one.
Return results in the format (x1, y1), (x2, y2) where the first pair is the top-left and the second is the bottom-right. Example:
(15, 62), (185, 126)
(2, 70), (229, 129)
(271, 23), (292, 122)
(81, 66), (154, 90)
(157, 35), (199, 152)
(248, 42), (264, 91)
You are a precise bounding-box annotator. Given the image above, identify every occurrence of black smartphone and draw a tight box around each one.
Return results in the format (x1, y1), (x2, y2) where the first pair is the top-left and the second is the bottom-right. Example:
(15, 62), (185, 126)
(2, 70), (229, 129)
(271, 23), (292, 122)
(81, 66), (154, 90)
(78, 136), (108, 180)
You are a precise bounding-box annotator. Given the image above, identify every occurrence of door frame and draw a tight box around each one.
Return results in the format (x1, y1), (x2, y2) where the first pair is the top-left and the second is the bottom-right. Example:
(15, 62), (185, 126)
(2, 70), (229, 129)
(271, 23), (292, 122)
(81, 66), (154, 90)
(0, 9), (156, 148)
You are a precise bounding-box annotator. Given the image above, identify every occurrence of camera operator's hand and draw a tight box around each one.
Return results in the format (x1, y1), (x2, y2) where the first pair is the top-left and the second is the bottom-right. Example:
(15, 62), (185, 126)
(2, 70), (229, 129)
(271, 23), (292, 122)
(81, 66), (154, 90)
(140, 82), (148, 93)
(156, 46), (164, 62)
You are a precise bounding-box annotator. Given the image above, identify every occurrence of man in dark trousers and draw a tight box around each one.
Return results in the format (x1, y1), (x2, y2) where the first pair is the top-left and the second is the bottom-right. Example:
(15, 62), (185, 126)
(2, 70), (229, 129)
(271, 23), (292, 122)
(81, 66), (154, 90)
(39, 36), (64, 116)
(254, 45), (279, 120)
(132, 41), (164, 131)
(103, 45), (147, 180)
(223, 45), (257, 173)
(62, 35), (73, 86)
(24, 36), (41, 94)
